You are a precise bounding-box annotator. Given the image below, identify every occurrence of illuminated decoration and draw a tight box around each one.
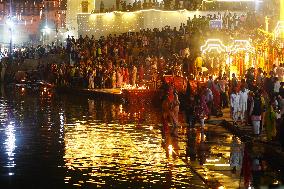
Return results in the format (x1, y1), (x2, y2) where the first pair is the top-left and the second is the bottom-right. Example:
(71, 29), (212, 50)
(215, 0), (257, 1)
(200, 39), (228, 54)
(281, 0), (284, 21)
(228, 40), (255, 53)
(200, 39), (255, 54)
(78, 10), (236, 37)
(121, 84), (148, 90)
(274, 21), (284, 39)
(203, 0), (256, 1)
(67, 0), (95, 38)
(273, 0), (284, 39)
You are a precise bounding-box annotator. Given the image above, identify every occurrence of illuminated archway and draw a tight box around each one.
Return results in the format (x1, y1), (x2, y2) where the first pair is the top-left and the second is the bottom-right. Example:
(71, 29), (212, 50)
(228, 40), (255, 77)
(228, 40), (255, 53)
(200, 39), (228, 54)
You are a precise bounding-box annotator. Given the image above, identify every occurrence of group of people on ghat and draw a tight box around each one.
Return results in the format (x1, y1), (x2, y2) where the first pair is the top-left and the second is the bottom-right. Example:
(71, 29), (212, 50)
(2, 10), (282, 146)
(161, 64), (284, 150)
(30, 11), (257, 88)
(229, 67), (284, 142)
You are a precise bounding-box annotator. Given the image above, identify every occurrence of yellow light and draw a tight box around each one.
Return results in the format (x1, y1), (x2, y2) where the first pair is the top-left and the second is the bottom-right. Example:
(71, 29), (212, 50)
(168, 145), (173, 155)
(229, 40), (255, 53)
(215, 0), (254, 1)
(281, 0), (284, 21)
(103, 12), (115, 21)
(122, 12), (136, 20)
(206, 158), (220, 163)
(274, 21), (284, 39)
(203, 163), (230, 166)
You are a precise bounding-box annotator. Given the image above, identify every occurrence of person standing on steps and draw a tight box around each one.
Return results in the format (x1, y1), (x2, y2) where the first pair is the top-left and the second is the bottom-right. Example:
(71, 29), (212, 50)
(249, 91), (263, 136)
(230, 87), (240, 125)
(239, 86), (250, 124)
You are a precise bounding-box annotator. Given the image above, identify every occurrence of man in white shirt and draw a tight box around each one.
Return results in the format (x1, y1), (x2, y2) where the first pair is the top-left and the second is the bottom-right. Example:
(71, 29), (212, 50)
(231, 89), (240, 125)
(239, 87), (250, 124)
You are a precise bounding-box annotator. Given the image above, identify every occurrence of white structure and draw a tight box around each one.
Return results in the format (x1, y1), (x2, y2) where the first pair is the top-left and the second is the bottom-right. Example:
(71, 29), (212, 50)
(66, 0), (95, 38)
(77, 9), (245, 38)
(66, 0), (163, 38)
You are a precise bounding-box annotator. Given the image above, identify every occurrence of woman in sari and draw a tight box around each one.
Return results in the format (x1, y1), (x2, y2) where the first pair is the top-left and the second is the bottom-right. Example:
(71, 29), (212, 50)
(264, 101), (277, 141)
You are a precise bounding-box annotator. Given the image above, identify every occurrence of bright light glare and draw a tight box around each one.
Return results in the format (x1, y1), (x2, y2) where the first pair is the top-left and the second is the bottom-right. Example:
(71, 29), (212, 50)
(44, 26), (51, 34)
(6, 19), (14, 28)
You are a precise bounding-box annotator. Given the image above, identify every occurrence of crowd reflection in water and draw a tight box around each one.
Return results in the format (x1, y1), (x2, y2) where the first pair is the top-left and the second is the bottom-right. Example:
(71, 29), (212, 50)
(186, 127), (209, 165)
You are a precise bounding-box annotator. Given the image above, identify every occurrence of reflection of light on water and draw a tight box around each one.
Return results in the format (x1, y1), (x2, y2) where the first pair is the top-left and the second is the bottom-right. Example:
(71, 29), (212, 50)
(5, 121), (16, 168)
(63, 121), (194, 186)
(273, 180), (280, 185)
(206, 158), (220, 163)
(59, 110), (65, 141)
(168, 145), (173, 156)
(119, 104), (123, 113)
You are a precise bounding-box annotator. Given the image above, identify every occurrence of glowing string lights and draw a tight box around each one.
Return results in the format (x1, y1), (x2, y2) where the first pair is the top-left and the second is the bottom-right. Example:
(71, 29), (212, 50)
(200, 39), (255, 54)
(200, 39), (228, 53)
(228, 40), (255, 53)
(274, 21), (284, 40)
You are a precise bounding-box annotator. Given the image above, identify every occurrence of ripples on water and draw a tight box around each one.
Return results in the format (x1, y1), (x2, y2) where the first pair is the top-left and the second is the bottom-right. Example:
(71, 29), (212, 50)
(1, 88), (283, 188)
(0, 88), (206, 188)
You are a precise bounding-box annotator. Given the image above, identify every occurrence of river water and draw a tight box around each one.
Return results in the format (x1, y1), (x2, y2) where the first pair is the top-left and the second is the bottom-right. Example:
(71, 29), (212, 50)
(0, 87), (206, 188)
(0, 86), (283, 189)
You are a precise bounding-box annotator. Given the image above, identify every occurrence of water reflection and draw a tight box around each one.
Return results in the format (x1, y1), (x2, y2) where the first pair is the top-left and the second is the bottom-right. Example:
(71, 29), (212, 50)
(0, 97), (16, 174)
(63, 120), (203, 187)
(0, 87), (283, 188)
(5, 121), (16, 168)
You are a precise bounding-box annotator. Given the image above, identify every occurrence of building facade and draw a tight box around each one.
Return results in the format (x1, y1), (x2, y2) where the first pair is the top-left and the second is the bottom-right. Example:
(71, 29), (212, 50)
(0, 0), (66, 47)
(66, 0), (95, 38)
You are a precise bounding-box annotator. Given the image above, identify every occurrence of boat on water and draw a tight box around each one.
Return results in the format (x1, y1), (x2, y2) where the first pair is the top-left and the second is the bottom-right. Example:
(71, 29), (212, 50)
(9, 70), (54, 94)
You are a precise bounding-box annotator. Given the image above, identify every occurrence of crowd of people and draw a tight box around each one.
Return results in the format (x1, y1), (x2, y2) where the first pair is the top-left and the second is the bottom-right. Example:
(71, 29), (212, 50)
(1, 11), (283, 147)
(18, 12), (258, 90)
(180, 65), (284, 151)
